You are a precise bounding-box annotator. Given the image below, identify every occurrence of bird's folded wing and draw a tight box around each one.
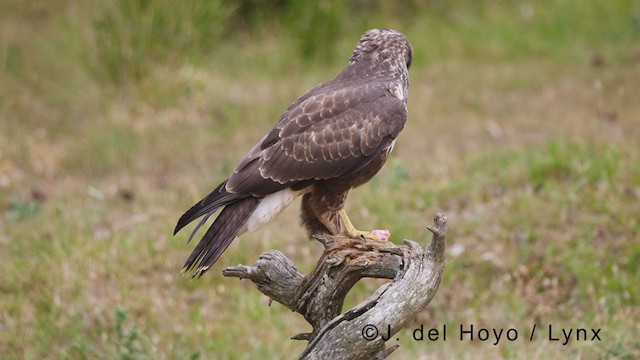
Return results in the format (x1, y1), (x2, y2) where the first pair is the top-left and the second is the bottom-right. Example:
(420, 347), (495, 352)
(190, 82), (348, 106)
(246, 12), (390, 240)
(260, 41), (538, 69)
(226, 85), (407, 195)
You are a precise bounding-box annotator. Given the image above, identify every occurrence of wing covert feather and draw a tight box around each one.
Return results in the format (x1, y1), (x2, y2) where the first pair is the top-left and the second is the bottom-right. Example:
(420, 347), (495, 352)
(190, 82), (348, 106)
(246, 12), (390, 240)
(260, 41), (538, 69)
(226, 84), (406, 195)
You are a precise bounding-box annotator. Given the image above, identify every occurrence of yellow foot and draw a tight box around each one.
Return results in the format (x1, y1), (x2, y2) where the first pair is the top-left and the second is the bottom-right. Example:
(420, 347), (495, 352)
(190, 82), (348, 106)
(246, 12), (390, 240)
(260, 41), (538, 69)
(337, 209), (390, 242)
(342, 229), (390, 242)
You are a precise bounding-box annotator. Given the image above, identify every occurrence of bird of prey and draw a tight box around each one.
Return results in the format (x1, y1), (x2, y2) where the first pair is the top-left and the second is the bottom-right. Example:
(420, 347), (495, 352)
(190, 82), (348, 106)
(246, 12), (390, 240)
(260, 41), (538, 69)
(175, 29), (413, 276)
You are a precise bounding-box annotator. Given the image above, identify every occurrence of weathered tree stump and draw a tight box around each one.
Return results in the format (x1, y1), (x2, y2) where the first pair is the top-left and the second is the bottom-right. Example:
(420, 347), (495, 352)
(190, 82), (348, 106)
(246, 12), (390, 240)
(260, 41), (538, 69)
(223, 212), (448, 359)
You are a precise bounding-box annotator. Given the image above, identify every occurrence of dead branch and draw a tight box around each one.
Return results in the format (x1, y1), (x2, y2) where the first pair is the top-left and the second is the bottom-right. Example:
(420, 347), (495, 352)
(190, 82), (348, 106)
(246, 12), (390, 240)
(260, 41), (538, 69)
(223, 212), (448, 359)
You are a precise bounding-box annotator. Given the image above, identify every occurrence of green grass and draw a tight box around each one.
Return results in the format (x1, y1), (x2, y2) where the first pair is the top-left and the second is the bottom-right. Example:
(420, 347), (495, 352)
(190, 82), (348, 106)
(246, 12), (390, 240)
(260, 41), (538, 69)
(1, 0), (640, 358)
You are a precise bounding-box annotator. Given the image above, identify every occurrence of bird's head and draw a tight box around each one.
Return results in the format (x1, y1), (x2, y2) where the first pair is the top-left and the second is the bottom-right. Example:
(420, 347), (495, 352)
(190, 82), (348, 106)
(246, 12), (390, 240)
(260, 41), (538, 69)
(349, 29), (413, 70)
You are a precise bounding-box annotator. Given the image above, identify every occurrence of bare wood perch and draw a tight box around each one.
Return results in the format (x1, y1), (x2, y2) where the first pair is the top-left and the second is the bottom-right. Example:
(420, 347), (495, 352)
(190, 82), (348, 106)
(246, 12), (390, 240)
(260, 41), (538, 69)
(223, 212), (448, 359)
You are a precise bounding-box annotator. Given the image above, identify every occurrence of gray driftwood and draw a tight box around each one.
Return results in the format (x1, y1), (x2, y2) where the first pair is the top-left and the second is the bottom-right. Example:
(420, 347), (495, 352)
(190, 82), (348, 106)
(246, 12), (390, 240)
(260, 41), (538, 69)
(223, 212), (448, 359)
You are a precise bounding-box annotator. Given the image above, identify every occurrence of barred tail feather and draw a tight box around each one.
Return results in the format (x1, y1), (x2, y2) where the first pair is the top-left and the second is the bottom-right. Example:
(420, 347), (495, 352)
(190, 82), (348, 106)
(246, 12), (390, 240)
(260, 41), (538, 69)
(182, 197), (260, 276)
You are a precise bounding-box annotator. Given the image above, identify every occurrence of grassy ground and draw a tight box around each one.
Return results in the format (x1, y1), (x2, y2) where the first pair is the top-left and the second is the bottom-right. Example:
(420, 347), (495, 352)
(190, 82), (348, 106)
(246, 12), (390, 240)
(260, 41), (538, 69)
(1, 1), (639, 359)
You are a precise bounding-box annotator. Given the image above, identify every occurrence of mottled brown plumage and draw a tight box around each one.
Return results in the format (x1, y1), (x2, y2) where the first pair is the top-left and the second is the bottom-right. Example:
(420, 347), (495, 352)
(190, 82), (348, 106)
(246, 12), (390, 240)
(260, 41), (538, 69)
(175, 29), (413, 276)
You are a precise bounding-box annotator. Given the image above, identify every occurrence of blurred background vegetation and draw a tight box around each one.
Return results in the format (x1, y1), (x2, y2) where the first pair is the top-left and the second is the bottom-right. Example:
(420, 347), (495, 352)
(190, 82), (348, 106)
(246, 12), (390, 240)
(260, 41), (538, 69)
(1, 0), (639, 359)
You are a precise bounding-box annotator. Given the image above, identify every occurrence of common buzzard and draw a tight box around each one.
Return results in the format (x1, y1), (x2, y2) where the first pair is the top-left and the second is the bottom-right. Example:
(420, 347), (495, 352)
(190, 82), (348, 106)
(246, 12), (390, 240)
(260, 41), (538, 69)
(175, 29), (413, 276)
